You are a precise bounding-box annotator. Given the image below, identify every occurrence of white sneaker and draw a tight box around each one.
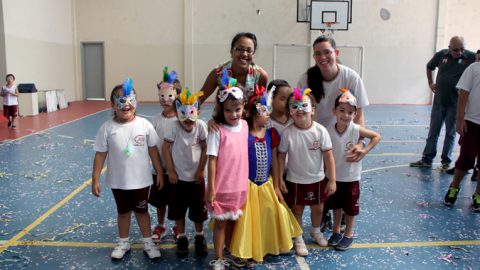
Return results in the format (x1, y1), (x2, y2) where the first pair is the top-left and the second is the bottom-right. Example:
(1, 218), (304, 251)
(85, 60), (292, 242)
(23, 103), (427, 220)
(209, 259), (229, 270)
(111, 239), (131, 260)
(310, 231), (328, 247)
(294, 240), (309, 256)
(143, 239), (161, 259)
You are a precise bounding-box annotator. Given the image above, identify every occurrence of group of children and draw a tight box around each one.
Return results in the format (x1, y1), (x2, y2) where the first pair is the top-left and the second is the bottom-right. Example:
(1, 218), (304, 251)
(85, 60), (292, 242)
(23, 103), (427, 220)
(91, 66), (380, 269)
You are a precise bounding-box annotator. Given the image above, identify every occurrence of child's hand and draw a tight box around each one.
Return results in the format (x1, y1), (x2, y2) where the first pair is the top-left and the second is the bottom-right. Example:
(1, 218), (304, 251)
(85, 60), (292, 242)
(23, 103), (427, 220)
(326, 179), (336, 196)
(205, 189), (215, 205)
(207, 119), (221, 132)
(194, 169), (206, 184)
(92, 181), (101, 197)
(168, 171), (178, 184)
(275, 187), (285, 203)
(156, 174), (164, 190)
(280, 179), (288, 194)
(346, 145), (367, 162)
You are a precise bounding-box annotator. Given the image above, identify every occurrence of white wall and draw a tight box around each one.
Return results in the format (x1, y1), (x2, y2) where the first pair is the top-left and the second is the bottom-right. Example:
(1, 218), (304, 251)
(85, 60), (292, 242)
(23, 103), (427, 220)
(2, 0), (76, 100)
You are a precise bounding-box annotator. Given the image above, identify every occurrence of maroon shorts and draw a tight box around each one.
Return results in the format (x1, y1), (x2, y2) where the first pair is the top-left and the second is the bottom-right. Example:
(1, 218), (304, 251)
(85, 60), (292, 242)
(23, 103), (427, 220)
(3, 105), (17, 118)
(455, 121), (480, 171)
(148, 174), (171, 208)
(168, 180), (208, 223)
(327, 181), (360, 216)
(112, 186), (150, 215)
(284, 178), (329, 207)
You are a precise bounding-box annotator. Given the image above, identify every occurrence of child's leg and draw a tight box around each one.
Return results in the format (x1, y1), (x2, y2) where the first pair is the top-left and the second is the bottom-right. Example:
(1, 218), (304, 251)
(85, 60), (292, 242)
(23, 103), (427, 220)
(195, 222), (204, 233)
(332, 208), (343, 234)
(176, 219), (186, 235)
(213, 220), (227, 259)
(117, 212), (132, 238)
(134, 211), (152, 237)
(291, 205), (305, 227)
(311, 203), (324, 228)
(224, 220), (235, 251)
(344, 215), (355, 238)
(156, 206), (166, 225)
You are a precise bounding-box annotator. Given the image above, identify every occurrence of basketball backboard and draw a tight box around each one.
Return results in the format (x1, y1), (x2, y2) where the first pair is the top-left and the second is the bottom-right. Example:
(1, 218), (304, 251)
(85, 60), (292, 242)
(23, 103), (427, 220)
(297, 0), (352, 24)
(310, 0), (350, 31)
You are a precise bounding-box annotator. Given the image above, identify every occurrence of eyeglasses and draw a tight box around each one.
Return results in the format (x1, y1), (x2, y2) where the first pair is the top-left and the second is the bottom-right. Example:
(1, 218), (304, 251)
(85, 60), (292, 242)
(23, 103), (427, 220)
(234, 47), (255, 55)
(450, 47), (464, 53)
(313, 49), (333, 57)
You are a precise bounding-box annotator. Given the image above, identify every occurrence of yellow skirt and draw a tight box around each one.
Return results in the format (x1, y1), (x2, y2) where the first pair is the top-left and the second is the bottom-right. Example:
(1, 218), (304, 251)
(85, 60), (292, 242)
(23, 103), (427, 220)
(229, 177), (302, 262)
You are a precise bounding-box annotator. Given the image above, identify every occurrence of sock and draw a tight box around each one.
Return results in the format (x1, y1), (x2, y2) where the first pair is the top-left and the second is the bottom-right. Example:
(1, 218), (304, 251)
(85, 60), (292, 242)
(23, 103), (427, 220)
(311, 226), (321, 234)
(294, 235), (304, 243)
(196, 231), (204, 236)
(177, 233), (186, 238)
(142, 237), (153, 243)
(158, 223), (165, 228)
(119, 237), (129, 243)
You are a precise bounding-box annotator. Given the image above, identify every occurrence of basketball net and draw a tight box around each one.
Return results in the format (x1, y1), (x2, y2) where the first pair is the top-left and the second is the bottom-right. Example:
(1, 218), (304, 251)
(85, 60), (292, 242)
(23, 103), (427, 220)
(321, 22), (336, 37)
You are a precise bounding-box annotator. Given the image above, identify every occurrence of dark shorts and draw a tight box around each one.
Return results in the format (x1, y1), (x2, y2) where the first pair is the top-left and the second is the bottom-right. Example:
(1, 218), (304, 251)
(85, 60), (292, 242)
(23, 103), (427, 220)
(112, 186), (150, 215)
(326, 181), (360, 216)
(168, 180), (208, 223)
(3, 105), (17, 118)
(148, 174), (171, 208)
(284, 178), (328, 207)
(455, 121), (480, 171)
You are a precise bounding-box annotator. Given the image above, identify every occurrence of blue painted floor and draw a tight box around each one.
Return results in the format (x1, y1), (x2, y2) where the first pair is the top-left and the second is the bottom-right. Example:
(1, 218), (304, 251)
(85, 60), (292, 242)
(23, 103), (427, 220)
(0, 104), (479, 269)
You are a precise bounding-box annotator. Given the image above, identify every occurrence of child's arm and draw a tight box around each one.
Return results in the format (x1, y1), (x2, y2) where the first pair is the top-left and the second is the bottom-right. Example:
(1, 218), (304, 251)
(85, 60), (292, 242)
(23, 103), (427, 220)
(162, 140), (177, 184)
(323, 149), (336, 196)
(456, 89), (469, 136)
(148, 146), (164, 190)
(195, 141), (208, 184)
(206, 155), (217, 205)
(277, 152), (288, 193)
(346, 127), (381, 162)
(92, 151), (107, 197)
(271, 147), (284, 202)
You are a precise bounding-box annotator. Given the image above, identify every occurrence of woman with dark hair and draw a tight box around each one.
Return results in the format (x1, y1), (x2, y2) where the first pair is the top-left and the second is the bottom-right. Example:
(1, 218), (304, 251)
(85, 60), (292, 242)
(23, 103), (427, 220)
(199, 32), (268, 104)
(297, 36), (369, 129)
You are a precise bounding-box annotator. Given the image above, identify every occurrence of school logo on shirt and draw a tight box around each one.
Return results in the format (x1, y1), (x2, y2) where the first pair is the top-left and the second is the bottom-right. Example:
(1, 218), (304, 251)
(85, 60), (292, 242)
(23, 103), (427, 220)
(310, 140), (321, 150)
(133, 135), (146, 146)
(305, 192), (315, 201)
(346, 141), (355, 152)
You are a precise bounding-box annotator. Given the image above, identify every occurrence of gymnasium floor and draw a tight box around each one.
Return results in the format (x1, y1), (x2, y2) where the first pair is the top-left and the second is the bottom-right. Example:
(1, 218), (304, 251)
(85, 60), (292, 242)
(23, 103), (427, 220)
(0, 102), (479, 269)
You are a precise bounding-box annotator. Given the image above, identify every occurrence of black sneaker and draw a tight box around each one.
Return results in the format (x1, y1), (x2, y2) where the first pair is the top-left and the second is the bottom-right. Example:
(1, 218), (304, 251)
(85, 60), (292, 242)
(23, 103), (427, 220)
(471, 168), (478, 181)
(410, 159), (432, 168)
(7, 121), (11, 128)
(444, 186), (460, 206)
(194, 234), (208, 256)
(446, 167), (455, 175)
(176, 236), (189, 255)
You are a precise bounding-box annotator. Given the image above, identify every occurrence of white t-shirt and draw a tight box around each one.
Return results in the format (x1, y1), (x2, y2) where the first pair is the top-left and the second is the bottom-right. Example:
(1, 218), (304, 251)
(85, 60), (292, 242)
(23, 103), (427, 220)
(206, 121), (243, 157)
(164, 120), (208, 182)
(2, 85), (18, 106)
(327, 122), (362, 182)
(456, 62), (480, 125)
(266, 118), (293, 137)
(278, 122), (332, 184)
(150, 112), (177, 171)
(94, 117), (159, 190)
(297, 64), (369, 127)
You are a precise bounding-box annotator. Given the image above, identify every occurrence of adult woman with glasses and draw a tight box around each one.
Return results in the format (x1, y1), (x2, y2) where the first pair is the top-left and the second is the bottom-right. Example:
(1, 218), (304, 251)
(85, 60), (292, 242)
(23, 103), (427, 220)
(297, 35), (369, 130)
(198, 32), (268, 104)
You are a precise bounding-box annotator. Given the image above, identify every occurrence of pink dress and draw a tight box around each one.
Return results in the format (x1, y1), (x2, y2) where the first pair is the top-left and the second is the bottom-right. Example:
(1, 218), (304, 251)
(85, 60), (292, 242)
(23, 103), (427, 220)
(209, 120), (249, 220)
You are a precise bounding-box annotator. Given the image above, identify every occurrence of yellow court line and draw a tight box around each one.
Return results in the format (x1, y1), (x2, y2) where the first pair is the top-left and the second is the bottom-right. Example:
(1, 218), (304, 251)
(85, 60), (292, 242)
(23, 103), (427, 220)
(7, 240), (480, 250)
(0, 167), (107, 254)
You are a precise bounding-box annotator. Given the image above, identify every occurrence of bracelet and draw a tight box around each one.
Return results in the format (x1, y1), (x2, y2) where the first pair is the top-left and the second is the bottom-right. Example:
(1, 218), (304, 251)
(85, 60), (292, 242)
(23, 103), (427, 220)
(358, 139), (367, 147)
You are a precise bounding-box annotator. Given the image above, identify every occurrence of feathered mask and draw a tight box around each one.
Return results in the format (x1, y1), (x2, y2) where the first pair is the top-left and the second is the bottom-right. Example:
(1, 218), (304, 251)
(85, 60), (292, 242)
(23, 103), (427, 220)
(289, 86), (312, 114)
(157, 66), (178, 105)
(247, 85), (269, 116)
(338, 88), (357, 107)
(176, 88), (204, 122)
(217, 67), (243, 102)
(115, 77), (137, 109)
(157, 66), (177, 91)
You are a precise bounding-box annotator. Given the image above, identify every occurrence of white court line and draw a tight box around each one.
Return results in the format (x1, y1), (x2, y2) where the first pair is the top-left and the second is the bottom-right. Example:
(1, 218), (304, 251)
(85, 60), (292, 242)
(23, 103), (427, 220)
(367, 124), (428, 127)
(136, 113), (153, 118)
(380, 140), (424, 143)
(295, 255), (310, 270)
